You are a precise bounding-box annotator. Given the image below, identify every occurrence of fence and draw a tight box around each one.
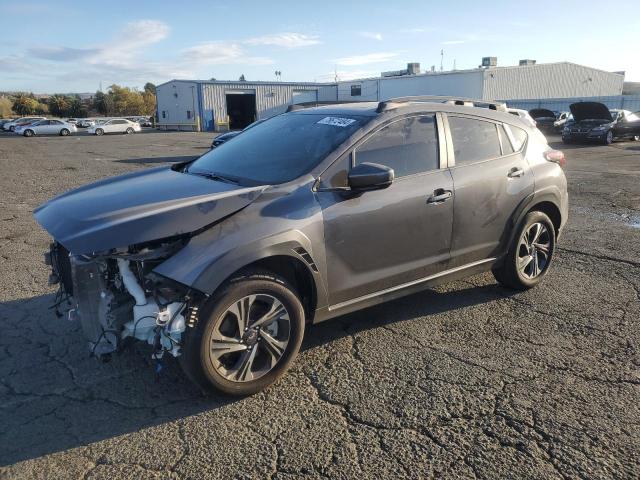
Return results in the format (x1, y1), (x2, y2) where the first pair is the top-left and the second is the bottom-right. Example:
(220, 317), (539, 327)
(503, 95), (640, 113)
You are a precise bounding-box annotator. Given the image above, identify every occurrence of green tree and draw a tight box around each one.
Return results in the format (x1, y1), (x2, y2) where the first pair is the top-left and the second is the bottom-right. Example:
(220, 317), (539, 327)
(48, 94), (71, 117)
(0, 97), (13, 117)
(143, 82), (156, 95)
(12, 95), (40, 115)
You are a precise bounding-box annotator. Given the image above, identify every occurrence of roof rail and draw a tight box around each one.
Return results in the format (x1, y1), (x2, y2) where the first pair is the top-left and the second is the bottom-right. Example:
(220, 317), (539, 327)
(285, 100), (370, 113)
(376, 96), (507, 113)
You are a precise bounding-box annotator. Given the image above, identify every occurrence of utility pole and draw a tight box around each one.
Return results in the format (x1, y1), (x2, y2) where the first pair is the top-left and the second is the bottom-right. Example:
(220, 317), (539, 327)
(440, 50), (444, 71)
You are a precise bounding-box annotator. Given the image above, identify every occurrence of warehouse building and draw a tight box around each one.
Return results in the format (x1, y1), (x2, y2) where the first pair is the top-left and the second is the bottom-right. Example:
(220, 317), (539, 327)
(337, 59), (624, 102)
(156, 79), (336, 132)
(157, 58), (625, 132)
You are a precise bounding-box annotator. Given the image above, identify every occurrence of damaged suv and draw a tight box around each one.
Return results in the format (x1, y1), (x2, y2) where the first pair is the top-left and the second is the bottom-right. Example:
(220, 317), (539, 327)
(35, 97), (568, 396)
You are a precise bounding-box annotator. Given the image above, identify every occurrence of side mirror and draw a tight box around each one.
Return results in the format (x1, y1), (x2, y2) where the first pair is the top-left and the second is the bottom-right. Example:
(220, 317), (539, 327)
(348, 162), (394, 191)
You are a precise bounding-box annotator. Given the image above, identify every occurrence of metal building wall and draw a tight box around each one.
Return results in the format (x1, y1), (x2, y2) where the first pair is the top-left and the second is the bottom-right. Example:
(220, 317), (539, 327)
(199, 82), (336, 130)
(156, 81), (199, 124)
(482, 63), (624, 100)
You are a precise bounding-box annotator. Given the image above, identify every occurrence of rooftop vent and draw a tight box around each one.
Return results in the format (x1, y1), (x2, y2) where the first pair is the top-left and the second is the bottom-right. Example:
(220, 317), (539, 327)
(519, 59), (536, 66)
(382, 62), (421, 77)
(480, 57), (497, 68)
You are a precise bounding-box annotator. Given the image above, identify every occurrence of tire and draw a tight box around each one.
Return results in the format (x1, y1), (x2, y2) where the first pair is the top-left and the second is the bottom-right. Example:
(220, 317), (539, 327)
(95, 128), (104, 136)
(60, 128), (70, 136)
(562, 137), (572, 144)
(125, 127), (134, 134)
(632, 135), (640, 142)
(492, 211), (556, 290)
(9, 126), (15, 132)
(179, 271), (305, 396)
(603, 130), (613, 145)
(23, 129), (34, 137)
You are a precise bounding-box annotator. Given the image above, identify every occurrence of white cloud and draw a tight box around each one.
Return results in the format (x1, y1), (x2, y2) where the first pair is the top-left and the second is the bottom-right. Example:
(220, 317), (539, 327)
(244, 32), (320, 48)
(360, 32), (383, 41)
(182, 42), (273, 66)
(334, 52), (398, 66)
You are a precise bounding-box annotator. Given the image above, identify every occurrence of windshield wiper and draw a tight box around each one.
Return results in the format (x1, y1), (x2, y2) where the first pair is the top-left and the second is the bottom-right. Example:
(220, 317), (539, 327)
(189, 170), (240, 185)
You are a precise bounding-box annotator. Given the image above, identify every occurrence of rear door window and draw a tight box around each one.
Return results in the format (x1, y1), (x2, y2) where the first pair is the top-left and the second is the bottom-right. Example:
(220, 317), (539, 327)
(497, 125), (514, 155)
(355, 115), (439, 177)
(504, 124), (528, 151)
(448, 116), (501, 165)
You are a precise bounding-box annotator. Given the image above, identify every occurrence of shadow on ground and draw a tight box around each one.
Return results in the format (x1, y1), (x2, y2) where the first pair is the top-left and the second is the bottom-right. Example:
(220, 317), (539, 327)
(0, 280), (511, 466)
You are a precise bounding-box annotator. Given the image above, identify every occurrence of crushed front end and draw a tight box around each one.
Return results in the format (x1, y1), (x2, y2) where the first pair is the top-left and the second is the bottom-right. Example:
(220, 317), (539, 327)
(46, 238), (202, 359)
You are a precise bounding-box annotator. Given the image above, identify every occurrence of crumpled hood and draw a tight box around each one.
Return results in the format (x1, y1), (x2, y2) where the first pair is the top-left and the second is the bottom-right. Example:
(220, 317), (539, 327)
(570, 102), (613, 123)
(34, 166), (266, 255)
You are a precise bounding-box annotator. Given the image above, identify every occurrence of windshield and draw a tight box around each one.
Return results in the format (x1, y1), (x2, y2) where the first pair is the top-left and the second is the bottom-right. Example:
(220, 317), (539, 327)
(189, 113), (367, 185)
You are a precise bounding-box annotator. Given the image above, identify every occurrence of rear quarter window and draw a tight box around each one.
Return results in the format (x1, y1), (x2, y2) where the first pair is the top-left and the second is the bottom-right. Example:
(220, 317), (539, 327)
(448, 116), (502, 165)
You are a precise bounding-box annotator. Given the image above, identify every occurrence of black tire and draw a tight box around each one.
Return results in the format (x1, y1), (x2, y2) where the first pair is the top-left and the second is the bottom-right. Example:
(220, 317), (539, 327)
(562, 137), (572, 144)
(179, 270), (305, 396)
(9, 126), (15, 132)
(632, 135), (639, 142)
(23, 129), (34, 137)
(603, 130), (613, 145)
(95, 128), (104, 136)
(493, 211), (556, 290)
(60, 128), (70, 136)
(125, 127), (134, 134)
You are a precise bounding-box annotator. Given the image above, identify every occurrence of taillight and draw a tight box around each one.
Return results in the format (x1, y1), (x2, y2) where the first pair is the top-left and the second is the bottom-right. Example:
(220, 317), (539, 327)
(544, 149), (566, 168)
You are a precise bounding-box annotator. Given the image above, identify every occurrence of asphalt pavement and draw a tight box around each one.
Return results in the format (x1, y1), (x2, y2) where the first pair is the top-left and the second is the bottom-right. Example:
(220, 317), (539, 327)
(0, 130), (638, 479)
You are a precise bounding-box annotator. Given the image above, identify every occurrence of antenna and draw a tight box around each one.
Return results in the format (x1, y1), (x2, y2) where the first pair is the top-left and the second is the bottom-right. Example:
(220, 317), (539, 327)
(453, 59), (456, 70)
(440, 49), (444, 71)
(334, 65), (338, 83)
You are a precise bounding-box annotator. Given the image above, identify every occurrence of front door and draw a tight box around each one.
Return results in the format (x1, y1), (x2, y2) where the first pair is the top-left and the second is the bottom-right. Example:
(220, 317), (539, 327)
(613, 112), (640, 138)
(316, 114), (454, 306)
(445, 115), (535, 267)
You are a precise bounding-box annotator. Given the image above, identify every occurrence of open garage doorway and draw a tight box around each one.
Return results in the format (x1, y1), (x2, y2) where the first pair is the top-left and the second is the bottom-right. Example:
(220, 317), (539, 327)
(226, 92), (256, 130)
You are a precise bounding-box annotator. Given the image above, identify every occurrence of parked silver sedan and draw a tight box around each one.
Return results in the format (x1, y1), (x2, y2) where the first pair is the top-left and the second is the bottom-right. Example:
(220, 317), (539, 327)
(15, 119), (77, 137)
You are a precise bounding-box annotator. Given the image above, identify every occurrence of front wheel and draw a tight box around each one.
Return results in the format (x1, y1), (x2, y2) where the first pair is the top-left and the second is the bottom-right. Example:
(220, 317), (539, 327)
(180, 271), (305, 396)
(493, 211), (556, 290)
(632, 135), (640, 142)
(23, 129), (34, 137)
(60, 128), (70, 136)
(95, 128), (104, 136)
(603, 130), (613, 145)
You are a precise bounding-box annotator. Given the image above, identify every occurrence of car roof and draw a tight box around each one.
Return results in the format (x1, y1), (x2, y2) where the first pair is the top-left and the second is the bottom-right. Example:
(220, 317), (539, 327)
(291, 100), (521, 125)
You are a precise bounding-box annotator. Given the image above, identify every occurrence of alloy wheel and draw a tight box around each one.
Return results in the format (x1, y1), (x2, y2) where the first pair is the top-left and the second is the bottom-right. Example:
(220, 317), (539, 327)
(517, 222), (551, 279)
(207, 294), (290, 382)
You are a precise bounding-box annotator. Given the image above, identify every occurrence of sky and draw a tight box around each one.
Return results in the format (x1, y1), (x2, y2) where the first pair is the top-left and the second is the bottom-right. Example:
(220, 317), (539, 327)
(1, 0), (639, 93)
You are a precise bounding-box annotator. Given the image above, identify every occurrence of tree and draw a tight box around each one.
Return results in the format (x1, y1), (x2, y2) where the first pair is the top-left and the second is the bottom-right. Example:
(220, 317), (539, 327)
(12, 95), (40, 115)
(143, 82), (156, 95)
(239, 74), (246, 81)
(48, 95), (70, 117)
(0, 97), (13, 117)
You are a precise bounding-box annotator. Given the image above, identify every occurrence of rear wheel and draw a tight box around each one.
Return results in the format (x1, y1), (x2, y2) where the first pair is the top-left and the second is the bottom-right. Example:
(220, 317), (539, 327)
(125, 127), (134, 134)
(493, 211), (556, 290)
(9, 126), (15, 132)
(632, 135), (640, 142)
(23, 129), (34, 137)
(60, 128), (70, 136)
(95, 128), (104, 136)
(180, 271), (305, 396)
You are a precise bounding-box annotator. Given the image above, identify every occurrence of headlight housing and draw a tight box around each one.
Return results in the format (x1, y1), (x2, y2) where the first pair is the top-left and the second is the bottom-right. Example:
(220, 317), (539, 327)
(591, 123), (613, 132)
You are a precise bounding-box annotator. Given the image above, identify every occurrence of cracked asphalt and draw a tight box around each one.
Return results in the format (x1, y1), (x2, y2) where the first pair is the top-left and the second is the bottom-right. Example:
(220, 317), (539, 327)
(0, 130), (638, 479)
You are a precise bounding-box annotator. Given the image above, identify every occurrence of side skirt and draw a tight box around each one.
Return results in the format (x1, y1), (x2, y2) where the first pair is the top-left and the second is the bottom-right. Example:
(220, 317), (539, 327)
(312, 258), (497, 323)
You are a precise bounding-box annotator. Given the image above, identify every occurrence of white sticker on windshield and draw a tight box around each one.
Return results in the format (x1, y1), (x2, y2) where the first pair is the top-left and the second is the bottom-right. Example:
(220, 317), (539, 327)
(317, 116), (356, 127)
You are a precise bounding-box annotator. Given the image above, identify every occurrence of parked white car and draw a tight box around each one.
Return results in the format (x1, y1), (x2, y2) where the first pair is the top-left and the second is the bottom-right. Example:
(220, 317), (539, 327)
(77, 119), (96, 128)
(15, 119), (77, 137)
(2, 117), (46, 132)
(506, 108), (537, 128)
(87, 118), (141, 135)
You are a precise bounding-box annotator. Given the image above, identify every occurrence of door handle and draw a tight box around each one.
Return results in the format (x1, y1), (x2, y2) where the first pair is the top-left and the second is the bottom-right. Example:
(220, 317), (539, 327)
(427, 189), (452, 204)
(507, 167), (524, 178)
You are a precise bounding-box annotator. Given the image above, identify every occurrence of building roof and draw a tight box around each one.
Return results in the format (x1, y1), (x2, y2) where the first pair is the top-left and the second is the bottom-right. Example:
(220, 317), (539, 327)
(156, 79), (334, 88)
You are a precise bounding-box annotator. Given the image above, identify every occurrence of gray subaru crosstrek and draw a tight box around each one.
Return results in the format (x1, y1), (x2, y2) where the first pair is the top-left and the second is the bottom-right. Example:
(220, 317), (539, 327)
(35, 97), (568, 396)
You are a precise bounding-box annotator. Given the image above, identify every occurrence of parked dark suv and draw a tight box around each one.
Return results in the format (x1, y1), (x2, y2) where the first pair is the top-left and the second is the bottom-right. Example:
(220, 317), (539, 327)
(35, 96), (568, 396)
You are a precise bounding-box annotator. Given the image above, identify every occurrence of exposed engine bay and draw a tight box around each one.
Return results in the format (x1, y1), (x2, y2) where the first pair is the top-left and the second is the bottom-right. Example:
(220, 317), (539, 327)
(47, 238), (200, 359)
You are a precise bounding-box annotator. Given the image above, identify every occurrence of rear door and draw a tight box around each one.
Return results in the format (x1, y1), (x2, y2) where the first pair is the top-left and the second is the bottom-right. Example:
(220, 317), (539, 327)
(48, 120), (64, 134)
(444, 115), (535, 267)
(316, 113), (454, 306)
